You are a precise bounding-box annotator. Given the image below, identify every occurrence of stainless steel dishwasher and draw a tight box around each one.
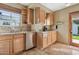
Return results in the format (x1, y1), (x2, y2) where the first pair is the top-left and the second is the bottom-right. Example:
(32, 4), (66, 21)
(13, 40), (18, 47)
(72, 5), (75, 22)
(26, 32), (34, 50)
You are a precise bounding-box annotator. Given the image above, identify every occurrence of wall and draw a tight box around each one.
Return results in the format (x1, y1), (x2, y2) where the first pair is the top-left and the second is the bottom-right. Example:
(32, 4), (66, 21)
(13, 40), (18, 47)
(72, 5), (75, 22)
(54, 4), (79, 44)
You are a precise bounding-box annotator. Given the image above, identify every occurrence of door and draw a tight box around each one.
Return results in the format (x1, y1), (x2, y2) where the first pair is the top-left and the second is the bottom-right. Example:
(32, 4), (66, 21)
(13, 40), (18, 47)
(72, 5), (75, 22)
(69, 11), (79, 46)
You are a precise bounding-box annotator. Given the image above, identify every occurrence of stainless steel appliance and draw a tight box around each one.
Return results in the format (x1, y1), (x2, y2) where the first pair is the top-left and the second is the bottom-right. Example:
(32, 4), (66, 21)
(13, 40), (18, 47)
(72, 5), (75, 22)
(26, 32), (34, 50)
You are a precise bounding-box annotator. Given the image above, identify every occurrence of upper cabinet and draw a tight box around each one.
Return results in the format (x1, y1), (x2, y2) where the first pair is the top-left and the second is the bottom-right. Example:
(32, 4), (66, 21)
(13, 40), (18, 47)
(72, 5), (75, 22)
(35, 7), (54, 25)
(35, 7), (46, 24)
(21, 7), (54, 25)
(21, 8), (34, 24)
(27, 8), (34, 24)
(21, 8), (27, 24)
(46, 13), (54, 25)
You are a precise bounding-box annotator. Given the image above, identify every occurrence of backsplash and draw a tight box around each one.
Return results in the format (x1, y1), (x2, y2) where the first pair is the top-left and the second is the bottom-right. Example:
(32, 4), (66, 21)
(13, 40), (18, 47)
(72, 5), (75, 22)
(0, 24), (56, 33)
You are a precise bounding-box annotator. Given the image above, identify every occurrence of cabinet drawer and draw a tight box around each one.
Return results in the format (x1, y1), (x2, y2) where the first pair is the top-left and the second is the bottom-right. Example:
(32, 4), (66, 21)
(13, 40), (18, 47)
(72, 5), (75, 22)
(14, 34), (24, 38)
(0, 35), (13, 41)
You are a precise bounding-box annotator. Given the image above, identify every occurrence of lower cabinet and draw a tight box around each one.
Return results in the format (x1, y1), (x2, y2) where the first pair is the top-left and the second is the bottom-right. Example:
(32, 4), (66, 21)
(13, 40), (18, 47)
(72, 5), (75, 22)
(13, 34), (24, 54)
(51, 31), (57, 43)
(0, 40), (12, 55)
(13, 35), (24, 54)
(0, 35), (13, 55)
(42, 35), (48, 49)
(47, 31), (52, 45)
(37, 33), (48, 49)
(0, 34), (24, 55)
(37, 31), (57, 50)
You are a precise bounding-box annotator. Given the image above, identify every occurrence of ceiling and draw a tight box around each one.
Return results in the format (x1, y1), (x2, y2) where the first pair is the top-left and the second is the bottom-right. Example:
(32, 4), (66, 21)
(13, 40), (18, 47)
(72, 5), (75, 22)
(21, 3), (77, 12)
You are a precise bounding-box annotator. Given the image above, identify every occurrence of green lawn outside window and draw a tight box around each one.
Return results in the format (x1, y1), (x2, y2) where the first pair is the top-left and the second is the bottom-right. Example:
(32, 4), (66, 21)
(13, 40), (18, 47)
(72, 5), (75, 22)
(72, 35), (79, 40)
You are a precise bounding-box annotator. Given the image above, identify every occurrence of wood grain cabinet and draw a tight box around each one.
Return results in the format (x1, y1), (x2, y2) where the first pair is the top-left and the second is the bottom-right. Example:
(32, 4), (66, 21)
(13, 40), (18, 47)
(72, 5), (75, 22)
(42, 33), (48, 49)
(27, 8), (34, 24)
(13, 34), (24, 54)
(0, 35), (13, 55)
(50, 13), (54, 25)
(51, 31), (57, 43)
(47, 31), (52, 45)
(37, 31), (57, 50)
(0, 34), (25, 55)
(35, 7), (45, 24)
(37, 33), (48, 49)
(21, 8), (27, 24)
(46, 13), (54, 25)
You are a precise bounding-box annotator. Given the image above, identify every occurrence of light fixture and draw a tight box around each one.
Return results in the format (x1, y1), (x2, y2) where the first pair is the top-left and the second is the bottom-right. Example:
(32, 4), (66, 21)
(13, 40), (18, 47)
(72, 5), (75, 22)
(65, 3), (71, 7)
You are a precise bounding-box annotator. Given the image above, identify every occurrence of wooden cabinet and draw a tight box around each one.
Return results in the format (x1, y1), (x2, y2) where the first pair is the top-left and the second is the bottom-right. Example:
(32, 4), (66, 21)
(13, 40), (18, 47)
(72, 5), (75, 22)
(37, 32), (48, 50)
(0, 40), (12, 55)
(37, 31), (57, 50)
(13, 34), (24, 54)
(51, 31), (57, 43)
(47, 31), (57, 46)
(32, 32), (37, 47)
(47, 31), (52, 45)
(27, 8), (34, 24)
(42, 34), (48, 48)
(35, 7), (45, 24)
(21, 8), (34, 24)
(0, 34), (24, 55)
(0, 35), (13, 55)
(46, 13), (54, 25)
(40, 8), (45, 24)
(37, 33), (48, 49)
(21, 8), (27, 24)
(37, 33), (43, 49)
(50, 13), (54, 25)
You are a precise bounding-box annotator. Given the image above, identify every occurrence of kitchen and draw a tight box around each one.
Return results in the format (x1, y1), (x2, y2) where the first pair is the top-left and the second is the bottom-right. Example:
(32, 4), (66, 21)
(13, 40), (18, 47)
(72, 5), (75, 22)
(0, 3), (57, 55)
(0, 3), (79, 55)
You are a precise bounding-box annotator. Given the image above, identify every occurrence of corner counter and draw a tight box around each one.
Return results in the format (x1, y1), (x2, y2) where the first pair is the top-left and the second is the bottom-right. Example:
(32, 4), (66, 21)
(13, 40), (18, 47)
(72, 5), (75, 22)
(37, 30), (57, 50)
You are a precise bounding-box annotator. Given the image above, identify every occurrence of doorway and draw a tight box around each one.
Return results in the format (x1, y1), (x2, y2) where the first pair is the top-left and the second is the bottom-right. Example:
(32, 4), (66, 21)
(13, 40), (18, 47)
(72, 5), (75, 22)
(69, 11), (79, 46)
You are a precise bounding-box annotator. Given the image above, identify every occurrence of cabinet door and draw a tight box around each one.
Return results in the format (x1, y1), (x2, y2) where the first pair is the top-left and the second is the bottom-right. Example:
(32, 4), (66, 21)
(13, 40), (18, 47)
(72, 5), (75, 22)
(35, 7), (45, 24)
(27, 8), (34, 24)
(50, 13), (54, 25)
(14, 36), (24, 54)
(51, 31), (57, 44)
(32, 33), (37, 47)
(40, 9), (45, 24)
(47, 32), (52, 45)
(35, 7), (40, 24)
(37, 33), (47, 49)
(0, 40), (12, 55)
(21, 9), (27, 24)
(37, 33), (43, 49)
(42, 35), (47, 49)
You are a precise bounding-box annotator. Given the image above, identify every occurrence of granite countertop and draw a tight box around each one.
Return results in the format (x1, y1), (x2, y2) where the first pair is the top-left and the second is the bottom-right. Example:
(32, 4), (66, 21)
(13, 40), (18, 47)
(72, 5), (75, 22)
(0, 30), (57, 35)
(0, 31), (35, 35)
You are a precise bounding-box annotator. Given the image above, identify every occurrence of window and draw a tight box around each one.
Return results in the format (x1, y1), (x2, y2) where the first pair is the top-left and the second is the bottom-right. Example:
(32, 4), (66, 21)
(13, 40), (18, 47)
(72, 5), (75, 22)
(0, 9), (21, 26)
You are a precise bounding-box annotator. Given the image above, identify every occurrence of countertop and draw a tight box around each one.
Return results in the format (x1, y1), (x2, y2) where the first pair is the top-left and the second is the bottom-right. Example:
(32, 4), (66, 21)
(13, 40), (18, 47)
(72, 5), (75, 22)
(0, 31), (34, 35)
(0, 30), (57, 35)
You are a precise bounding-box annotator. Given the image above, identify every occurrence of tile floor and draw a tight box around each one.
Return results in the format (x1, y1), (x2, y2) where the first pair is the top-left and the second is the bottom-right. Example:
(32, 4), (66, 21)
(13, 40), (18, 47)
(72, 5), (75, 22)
(21, 43), (79, 55)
